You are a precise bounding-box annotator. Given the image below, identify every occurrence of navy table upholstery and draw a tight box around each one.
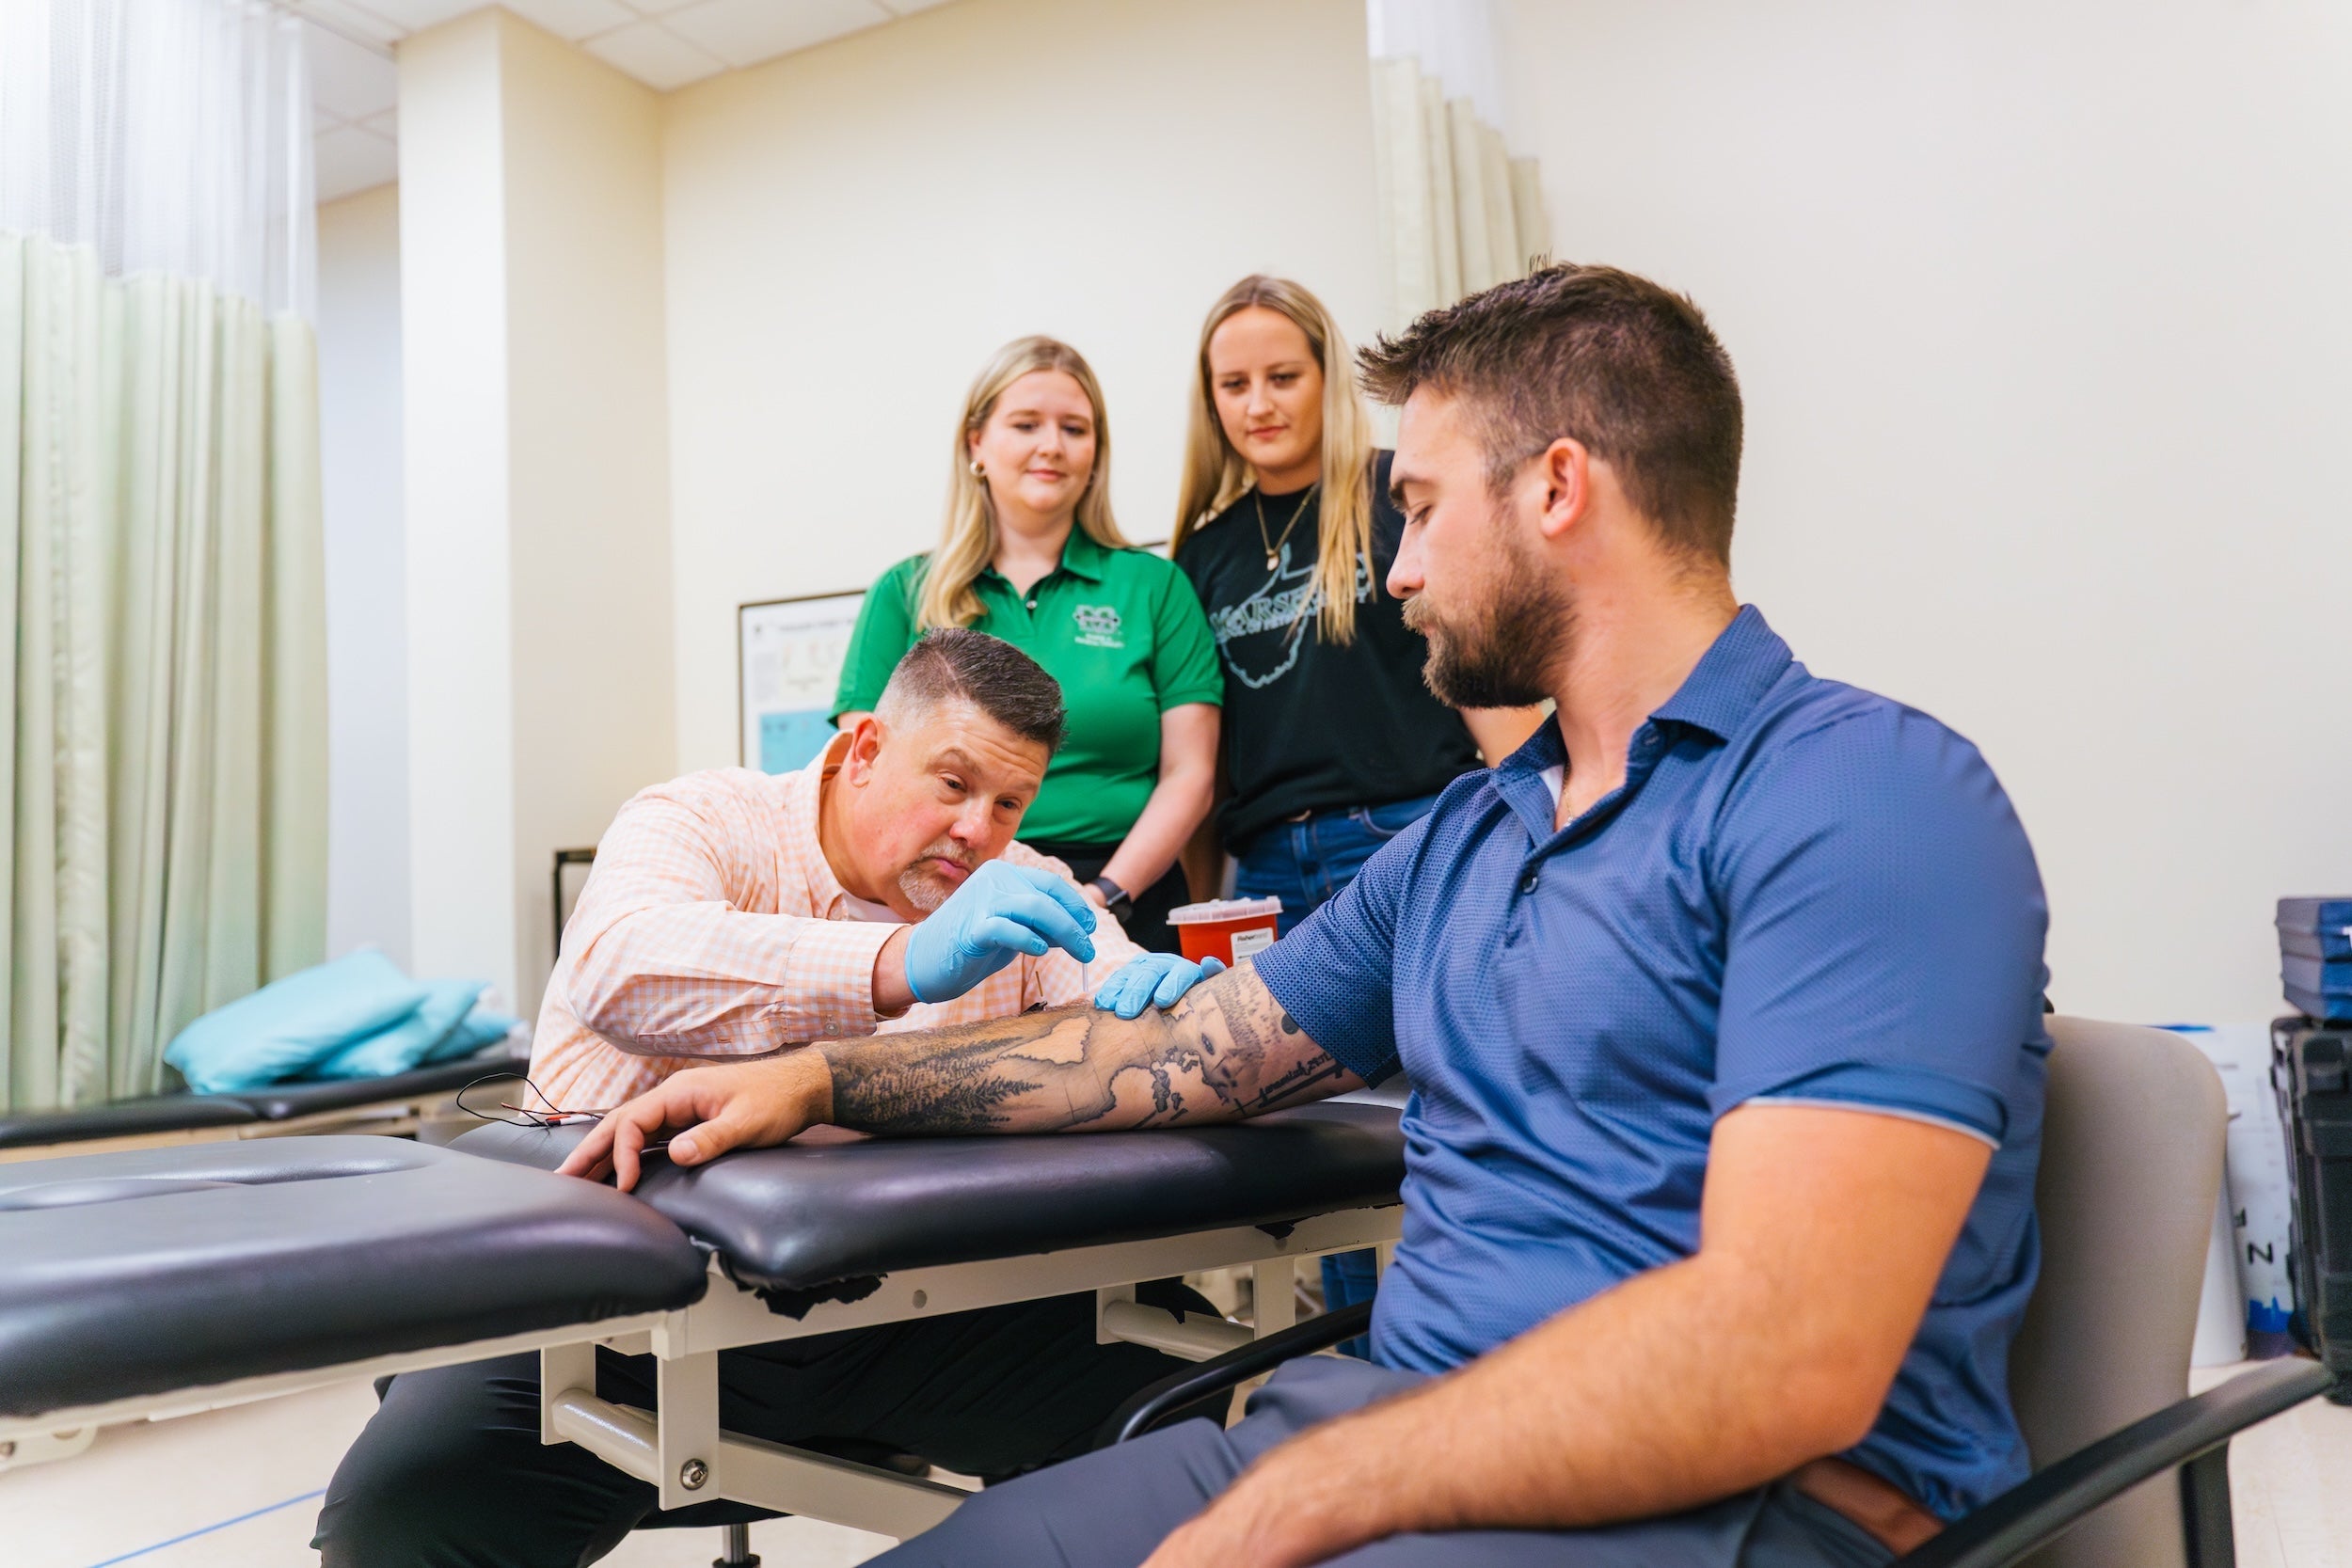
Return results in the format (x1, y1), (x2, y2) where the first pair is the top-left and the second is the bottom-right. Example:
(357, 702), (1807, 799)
(0, 1136), (707, 1418)
(0, 1093), (259, 1150)
(236, 1049), (530, 1120)
(456, 1101), (1407, 1295)
(0, 1049), (529, 1150)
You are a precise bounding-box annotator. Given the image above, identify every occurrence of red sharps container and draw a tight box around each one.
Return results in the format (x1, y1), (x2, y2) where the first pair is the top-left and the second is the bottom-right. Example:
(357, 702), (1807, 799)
(1166, 896), (1283, 967)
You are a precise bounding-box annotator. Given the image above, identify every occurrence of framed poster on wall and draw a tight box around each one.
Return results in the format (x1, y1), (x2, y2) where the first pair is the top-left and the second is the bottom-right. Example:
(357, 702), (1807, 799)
(739, 589), (866, 774)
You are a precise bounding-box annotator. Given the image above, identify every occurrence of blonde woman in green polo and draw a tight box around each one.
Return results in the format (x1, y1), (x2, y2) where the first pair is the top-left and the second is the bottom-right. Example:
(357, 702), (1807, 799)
(834, 337), (1222, 954)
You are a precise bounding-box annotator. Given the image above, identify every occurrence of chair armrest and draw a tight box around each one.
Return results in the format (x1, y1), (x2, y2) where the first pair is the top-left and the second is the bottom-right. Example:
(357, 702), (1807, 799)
(1094, 1300), (1375, 1450)
(1891, 1358), (2335, 1568)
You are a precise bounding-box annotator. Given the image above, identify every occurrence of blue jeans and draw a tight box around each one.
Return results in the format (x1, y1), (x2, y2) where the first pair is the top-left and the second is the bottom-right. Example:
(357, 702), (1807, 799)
(1232, 793), (1440, 936)
(871, 1356), (1890, 1568)
(1233, 793), (1438, 1354)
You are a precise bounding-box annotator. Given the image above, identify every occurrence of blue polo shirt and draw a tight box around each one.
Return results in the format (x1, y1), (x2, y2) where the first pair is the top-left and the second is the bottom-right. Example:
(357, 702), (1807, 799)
(1254, 606), (2049, 1521)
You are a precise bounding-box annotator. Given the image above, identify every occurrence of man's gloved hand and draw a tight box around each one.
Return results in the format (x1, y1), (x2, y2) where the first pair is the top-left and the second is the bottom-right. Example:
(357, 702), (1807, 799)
(1093, 952), (1227, 1020)
(903, 861), (1099, 1005)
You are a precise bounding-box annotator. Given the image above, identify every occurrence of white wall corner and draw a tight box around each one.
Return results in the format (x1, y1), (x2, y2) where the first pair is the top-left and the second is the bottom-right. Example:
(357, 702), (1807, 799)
(397, 10), (521, 1007)
(397, 10), (677, 1017)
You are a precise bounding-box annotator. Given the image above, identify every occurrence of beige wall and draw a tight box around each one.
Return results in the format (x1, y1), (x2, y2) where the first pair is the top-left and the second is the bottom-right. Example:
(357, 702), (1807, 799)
(399, 10), (675, 1013)
(377, 0), (2347, 1027)
(658, 0), (1383, 772)
(1498, 0), (2352, 1023)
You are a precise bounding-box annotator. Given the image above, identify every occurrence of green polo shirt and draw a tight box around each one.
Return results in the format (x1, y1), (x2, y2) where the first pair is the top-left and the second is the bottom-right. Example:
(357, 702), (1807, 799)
(833, 532), (1224, 843)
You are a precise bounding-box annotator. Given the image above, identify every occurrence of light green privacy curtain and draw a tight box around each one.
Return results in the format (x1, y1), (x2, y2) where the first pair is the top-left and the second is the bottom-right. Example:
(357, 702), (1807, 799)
(0, 0), (326, 1111)
(1367, 0), (1552, 325)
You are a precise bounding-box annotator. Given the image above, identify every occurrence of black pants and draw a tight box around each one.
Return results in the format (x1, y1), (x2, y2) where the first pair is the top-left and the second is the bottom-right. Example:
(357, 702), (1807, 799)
(1026, 840), (1187, 955)
(312, 1281), (1214, 1568)
(872, 1356), (1893, 1568)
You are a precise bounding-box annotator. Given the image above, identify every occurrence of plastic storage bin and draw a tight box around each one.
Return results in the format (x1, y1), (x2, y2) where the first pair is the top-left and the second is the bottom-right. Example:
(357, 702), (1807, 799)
(2279, 897), (2352, 1022)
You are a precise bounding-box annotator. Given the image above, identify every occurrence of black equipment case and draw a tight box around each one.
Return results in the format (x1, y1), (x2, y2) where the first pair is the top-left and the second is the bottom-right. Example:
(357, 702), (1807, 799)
(2272, 1016), (2352, 1401)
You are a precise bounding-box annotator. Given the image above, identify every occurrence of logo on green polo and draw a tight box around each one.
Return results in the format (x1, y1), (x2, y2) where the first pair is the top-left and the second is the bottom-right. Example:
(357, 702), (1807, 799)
(1073, 604), (1124, 648)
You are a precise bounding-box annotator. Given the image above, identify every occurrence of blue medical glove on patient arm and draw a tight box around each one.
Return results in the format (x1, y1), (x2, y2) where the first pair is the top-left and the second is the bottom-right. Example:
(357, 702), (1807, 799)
(902, 860), (1100, 1005)
(1093, 953), (1226, 1020)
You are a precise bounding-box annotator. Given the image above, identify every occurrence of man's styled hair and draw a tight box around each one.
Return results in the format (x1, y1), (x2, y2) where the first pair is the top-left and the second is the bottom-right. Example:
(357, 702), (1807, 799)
(877, 628), (1067, 754)
(1358, 263), (1743, 566)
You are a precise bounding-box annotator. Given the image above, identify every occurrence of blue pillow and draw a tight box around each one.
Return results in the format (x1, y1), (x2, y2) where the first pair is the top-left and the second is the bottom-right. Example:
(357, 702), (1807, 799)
(421, 1002), (523, 1065)
(165, 949), (427, 1094)
(310, 978), (490, 1081)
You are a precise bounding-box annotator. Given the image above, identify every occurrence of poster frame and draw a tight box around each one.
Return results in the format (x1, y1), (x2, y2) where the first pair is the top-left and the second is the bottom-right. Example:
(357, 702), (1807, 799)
(737, 586), (868, 773)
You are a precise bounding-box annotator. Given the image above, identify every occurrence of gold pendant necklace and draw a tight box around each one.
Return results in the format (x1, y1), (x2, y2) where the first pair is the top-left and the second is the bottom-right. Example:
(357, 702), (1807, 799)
(1253, 481), (1320, 571)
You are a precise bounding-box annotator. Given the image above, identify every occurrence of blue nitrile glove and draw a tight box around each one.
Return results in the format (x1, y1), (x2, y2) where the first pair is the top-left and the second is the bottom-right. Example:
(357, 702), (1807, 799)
(1093, 953), (1227, 1021)
(903, 860), (1100, 1005)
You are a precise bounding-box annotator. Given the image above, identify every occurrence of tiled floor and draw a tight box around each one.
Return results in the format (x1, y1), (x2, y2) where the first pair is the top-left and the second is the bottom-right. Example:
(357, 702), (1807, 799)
(5, 1361), (2345, 1567)
(2191, 1362), (2352, 1568)
(0, 1380), (888, 1568)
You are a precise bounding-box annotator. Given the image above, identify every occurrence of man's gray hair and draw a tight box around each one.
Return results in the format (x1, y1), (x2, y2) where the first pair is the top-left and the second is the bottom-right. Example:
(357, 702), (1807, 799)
(876, 628), (1067, 753)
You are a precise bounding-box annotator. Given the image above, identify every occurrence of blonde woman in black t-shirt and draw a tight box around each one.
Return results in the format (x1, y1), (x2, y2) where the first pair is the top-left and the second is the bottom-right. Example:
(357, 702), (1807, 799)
(1171, 276), (1540, 927)
(1170, 276), (1542, 1346)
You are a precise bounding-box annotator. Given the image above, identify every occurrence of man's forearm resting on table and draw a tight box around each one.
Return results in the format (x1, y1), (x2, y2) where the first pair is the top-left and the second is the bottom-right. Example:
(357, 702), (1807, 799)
(821, 963), (1357, 1135)
(558, 965), (1361, 1187)
(1142, 1103), (1995, 1568)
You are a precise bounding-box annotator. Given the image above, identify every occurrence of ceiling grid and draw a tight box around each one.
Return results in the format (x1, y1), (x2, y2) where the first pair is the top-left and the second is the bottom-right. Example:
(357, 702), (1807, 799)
(292, 0), (957, 200)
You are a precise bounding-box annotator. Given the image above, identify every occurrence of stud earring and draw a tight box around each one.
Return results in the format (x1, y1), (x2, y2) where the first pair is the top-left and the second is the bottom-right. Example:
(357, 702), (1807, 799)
(968, 460), (985, 478)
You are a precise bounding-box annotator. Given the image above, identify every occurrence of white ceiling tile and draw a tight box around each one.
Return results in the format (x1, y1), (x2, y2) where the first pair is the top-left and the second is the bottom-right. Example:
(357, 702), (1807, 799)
(287, 0), (407, 47)
(619, 0), (704, 14)
(314, 124), (400, 202)
(581, 20), (728, 89)
(301, 15), (399, 122)
(351, 0), (481, 30)
(501, 0), (633, 41)
(661, 0), (889, 70)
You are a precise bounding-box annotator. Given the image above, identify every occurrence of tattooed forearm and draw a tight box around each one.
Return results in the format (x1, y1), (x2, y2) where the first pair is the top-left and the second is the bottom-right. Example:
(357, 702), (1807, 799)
(1187, 974), (1358, 1114)
(814, 965), (1360, 1137)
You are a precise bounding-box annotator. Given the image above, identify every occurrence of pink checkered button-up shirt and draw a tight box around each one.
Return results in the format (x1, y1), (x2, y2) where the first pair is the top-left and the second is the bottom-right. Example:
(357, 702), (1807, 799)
(529, 736), (1142, 1112)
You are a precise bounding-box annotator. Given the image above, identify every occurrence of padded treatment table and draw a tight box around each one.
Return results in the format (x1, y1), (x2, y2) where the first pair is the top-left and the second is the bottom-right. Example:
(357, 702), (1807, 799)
(456, 1100), (1407, 1303)
(0, 1048), (532, 1159)
(237, 1051), (531, 1123)
(0, 1102), (1406, 1540)
(0, 1137), (707, 1419)
(0, 1091), (259, 1152)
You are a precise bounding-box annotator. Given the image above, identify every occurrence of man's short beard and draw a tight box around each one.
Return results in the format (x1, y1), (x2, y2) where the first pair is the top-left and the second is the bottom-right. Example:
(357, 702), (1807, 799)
(897, 840), (977, 913)
(1405, 529), (1571, 710)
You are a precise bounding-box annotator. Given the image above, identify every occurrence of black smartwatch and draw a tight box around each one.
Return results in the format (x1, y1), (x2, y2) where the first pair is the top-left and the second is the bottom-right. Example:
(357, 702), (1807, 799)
(1088, 876), (1134, 921)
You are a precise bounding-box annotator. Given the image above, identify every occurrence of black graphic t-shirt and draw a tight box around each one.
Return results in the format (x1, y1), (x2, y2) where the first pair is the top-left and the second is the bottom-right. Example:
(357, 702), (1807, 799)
(1177, 451), (1483, 849)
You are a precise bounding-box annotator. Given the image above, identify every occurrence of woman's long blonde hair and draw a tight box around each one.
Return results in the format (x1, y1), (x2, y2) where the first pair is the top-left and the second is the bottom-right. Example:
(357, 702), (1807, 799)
(915, 336), (1130, 631)
(1170, 276), (1376, 642)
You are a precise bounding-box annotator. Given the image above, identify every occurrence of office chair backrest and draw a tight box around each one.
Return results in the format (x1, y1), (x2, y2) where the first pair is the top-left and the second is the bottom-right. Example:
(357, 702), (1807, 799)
(2008, 1016), (2227, 1568)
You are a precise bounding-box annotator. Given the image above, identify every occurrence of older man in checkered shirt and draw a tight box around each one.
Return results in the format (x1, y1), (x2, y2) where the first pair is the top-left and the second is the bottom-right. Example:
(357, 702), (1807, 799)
(528, 628), (1184, 1118)
(318, 630), (1233, 1563)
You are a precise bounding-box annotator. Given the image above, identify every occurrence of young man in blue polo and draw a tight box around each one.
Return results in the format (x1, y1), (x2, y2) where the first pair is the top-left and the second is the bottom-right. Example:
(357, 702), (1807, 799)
(548, 264), (2052, 1567)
